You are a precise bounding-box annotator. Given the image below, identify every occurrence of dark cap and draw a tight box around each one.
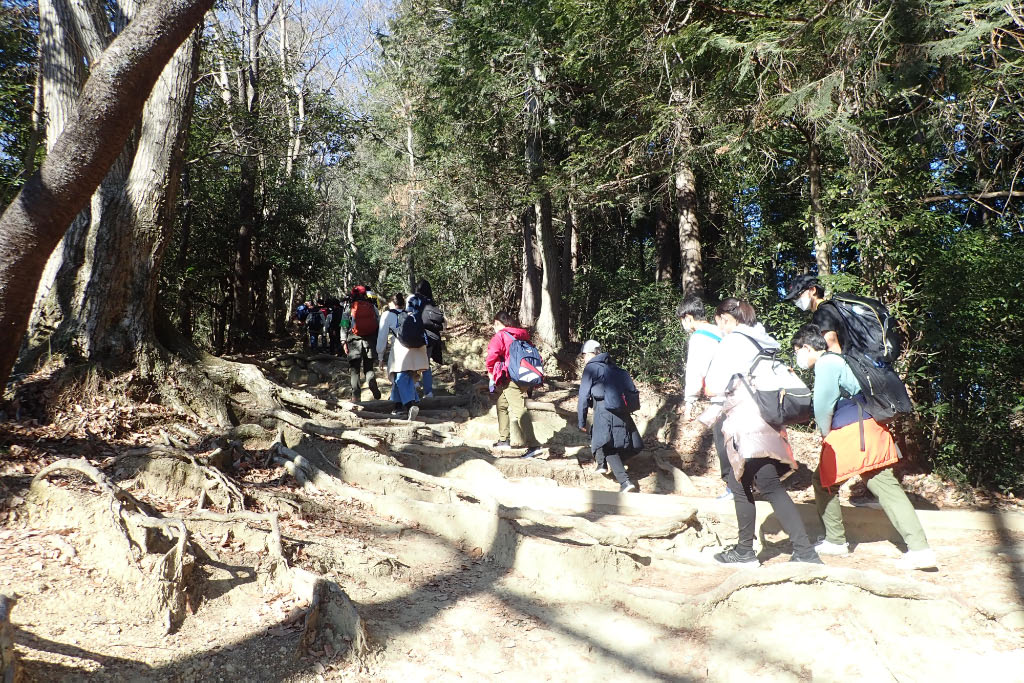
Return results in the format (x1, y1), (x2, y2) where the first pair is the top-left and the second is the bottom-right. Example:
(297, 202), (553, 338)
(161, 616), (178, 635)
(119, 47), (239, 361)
(783, 274), (820, 301)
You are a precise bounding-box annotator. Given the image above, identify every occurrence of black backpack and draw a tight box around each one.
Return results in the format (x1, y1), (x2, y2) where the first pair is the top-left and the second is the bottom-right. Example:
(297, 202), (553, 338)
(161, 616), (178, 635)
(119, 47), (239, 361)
(394, 309), (426, 348)
(829, 293), (904, 365)
(421, 303), (445, 334)
(729, 334), (813, 428)
(840, 353), (913, 424)
(601, 363), (641, 416)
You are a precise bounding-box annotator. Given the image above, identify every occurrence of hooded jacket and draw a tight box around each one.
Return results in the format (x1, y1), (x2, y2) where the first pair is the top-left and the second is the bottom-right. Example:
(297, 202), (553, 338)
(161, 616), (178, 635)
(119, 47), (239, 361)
(485, 326), (531, 384)
(704, 323), (781, 400)
(577, 352), (644, 455)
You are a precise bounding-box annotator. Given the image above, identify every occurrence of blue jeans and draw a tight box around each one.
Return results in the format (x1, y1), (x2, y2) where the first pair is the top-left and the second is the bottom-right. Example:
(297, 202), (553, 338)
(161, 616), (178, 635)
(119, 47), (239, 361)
(421, 367), (433, 395)
(392, 372), (419, 407)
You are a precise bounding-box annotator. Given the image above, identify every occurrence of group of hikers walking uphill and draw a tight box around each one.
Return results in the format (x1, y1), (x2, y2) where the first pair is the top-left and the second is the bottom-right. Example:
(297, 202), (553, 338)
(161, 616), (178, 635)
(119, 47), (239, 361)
(680, 275), (934, 570)
(297, 272), (934, 571)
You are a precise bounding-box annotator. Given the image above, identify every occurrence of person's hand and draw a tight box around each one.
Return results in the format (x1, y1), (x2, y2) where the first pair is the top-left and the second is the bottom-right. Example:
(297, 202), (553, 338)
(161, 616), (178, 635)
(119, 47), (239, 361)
(343, 343), (349, 356)
(579, 426), (588, 433)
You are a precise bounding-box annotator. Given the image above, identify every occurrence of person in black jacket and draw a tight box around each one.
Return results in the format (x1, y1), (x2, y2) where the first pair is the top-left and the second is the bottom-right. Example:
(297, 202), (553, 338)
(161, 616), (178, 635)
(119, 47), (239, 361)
(414, 279), (445, 398)
(577, 340), (643, 493)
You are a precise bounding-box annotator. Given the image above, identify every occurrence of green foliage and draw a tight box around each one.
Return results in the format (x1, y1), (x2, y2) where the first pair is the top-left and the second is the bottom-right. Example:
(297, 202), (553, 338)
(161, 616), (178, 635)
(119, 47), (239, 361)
(0, 1), (38, 205)
(583, 280), (685, 384)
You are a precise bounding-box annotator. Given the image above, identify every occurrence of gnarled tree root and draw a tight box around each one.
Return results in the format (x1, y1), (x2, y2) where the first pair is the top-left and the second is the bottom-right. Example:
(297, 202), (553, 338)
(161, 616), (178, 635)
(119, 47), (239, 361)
(31, 459), (195, 633)
(0, 595), (19, 683)
(292, 568), (367, 661)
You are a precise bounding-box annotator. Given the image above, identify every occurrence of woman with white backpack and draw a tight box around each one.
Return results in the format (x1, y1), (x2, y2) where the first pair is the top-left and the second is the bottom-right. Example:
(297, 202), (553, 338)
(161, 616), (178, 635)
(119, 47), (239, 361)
(702, 298), (821, 565)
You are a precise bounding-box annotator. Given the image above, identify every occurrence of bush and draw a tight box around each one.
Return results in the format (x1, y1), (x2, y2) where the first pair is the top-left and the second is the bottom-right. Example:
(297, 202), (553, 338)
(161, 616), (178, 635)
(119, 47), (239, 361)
(582, 281), (686, 384)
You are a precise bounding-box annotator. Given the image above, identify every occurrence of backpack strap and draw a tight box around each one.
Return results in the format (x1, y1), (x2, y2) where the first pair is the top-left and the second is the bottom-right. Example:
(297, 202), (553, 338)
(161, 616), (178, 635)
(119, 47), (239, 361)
(693, 329), (722, 343)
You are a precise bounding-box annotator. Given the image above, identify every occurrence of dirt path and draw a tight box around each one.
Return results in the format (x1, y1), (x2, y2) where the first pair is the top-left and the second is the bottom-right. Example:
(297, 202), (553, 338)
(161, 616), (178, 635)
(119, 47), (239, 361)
(2, 341), (1023, 681)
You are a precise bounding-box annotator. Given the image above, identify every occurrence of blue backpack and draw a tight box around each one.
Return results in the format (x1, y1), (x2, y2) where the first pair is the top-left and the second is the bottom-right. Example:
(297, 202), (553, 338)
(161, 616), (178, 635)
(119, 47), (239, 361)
(503, 331), (544, 387)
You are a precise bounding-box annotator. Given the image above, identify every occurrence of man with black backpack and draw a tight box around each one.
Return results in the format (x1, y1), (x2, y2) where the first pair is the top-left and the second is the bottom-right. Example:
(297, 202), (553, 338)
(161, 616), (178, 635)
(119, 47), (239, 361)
(577, 340), (643, 493)
(342, 286), (382, 403)
(784, 274), (913, 423)
(376, 292), (429, 421)
(791, 324), (936, 570)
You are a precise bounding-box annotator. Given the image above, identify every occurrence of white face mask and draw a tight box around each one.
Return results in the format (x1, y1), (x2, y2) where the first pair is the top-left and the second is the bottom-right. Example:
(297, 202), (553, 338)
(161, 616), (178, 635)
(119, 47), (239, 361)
(795, 347), (812, 370)
(795, 292), (812, 312)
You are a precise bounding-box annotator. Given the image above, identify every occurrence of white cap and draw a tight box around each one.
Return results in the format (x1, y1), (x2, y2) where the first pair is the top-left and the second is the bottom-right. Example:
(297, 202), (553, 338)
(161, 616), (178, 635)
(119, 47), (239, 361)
(581, 340), (602, 354)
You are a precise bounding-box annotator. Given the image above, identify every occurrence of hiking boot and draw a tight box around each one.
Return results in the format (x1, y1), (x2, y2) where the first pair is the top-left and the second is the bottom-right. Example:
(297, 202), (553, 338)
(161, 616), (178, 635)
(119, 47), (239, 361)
(896, 548), (937, 570)
(521, 447), (543, 459)
(713, 546), (759, 565)
(594, 461), (610, 475)
(790, 551), (825, 564)
(423, 392), (435, 399)
(407, 405), (420, 422)
(814, 539), (850, 556)
(619, 482), (636, 493)
(492, 441), (512, 450)
(370, 387), (382, 400)
(390, 407), (404, 417)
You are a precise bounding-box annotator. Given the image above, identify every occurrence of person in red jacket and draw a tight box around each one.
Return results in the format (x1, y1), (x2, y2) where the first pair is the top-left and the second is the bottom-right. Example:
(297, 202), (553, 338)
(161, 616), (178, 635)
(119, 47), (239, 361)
(485, 312), (542, 457)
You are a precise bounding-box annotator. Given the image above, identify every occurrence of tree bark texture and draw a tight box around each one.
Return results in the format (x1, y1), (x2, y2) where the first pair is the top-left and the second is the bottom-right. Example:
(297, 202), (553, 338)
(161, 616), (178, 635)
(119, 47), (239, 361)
(533, 191), (566, 350)
(519, 207), (542, 327)
(0, 0), (214, 388)
(676, 162), (704, 297)
(654, 195), (679, 283)
(807, 136), (831, 276)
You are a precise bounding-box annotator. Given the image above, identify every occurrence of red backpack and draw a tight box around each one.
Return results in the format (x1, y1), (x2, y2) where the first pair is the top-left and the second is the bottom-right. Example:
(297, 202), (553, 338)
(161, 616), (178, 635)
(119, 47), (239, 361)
(351, 300), (378, 338)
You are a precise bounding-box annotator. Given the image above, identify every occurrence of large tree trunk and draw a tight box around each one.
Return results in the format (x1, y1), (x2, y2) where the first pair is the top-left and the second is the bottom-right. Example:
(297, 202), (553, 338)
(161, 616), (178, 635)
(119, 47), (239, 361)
(676, 161), (703, 297)
(519, 206), (542, 326)
(0, 0), (214, 389)
(806, 135), (831, 276)
(533, 191), (565, 349)
(559, 198), (578, 339)
(654, 194), (679, 283)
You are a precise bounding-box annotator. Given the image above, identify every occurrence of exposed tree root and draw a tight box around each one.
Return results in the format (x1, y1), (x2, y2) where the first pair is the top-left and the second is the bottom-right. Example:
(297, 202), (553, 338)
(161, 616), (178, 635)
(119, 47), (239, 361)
(653, 452), (699, 495)
(291, 568), (367, 660)
(270, 410), (380, 450)
(31, 459), (194, 633)
(186, 509), (284, 559)
(0, 595), (19, 683)
(114, 446), (245, 511)
(699, 564), (966, 611)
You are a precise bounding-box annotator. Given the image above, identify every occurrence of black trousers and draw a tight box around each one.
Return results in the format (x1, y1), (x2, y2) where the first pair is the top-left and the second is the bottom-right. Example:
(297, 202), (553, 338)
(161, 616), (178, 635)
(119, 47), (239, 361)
(725, 456), (814, 558)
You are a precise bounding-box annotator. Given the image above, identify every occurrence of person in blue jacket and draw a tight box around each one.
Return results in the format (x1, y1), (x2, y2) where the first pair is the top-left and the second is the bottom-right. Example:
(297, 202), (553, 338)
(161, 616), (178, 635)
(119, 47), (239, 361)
(577, 340), (643, 493)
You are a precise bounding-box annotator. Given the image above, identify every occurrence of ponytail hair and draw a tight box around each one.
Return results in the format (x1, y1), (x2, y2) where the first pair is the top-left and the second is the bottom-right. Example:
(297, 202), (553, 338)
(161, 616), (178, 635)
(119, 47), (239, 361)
(715, 298), (757, 326)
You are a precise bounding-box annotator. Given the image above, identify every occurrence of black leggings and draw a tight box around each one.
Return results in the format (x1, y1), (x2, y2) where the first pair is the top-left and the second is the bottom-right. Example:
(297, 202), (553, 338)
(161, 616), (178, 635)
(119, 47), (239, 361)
(725, 457), (813, 557)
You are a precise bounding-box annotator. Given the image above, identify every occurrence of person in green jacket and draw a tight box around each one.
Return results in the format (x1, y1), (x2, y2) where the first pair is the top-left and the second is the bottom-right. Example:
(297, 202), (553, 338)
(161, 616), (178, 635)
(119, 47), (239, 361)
(792, 323), (936, 570)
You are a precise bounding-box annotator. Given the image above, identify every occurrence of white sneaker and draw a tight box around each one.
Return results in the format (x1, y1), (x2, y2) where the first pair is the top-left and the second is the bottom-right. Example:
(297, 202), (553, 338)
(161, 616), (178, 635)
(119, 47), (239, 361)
(897, 548), (937, 570)
(814, 539), (850, 556)
(407, 405), (420, 421)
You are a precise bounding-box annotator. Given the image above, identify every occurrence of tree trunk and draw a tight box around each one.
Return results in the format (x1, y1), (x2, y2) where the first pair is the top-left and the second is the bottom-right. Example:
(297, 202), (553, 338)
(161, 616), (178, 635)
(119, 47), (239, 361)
(807, 135), (831, 276)
(559, 197), (578, 338)
(519, 206), (542, 327)
(655, 195), (679, 283)
(533, 191), (566, 350)
(0, 0), (214, 389)
(676, 162), (703, 297)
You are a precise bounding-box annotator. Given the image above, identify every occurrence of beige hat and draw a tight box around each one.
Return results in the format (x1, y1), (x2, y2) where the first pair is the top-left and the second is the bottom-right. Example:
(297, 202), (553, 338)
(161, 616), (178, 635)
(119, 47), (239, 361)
(581, 340), (602, 354)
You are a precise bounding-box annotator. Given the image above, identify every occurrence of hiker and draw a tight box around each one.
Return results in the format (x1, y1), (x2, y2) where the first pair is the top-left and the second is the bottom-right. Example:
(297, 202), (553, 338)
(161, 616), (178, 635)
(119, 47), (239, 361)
(414, 279), (445, 398)
(791, 324), (936, 569)
(703, 298), (821, 565)
(376, 292), (428, 421)
(485, 312), (542, 458)
(326, 298), (345, 354)
(306, 300), (327, 351)
(343, 286), (381, 402)
(677, 295), (730, 500)
(577, 340), (643, 493)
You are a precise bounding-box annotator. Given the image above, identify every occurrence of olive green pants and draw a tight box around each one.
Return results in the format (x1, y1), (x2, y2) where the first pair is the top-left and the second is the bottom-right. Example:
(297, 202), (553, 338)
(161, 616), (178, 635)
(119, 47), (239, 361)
(814, 465), (930, 551)
(496, 382), (537, 448)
